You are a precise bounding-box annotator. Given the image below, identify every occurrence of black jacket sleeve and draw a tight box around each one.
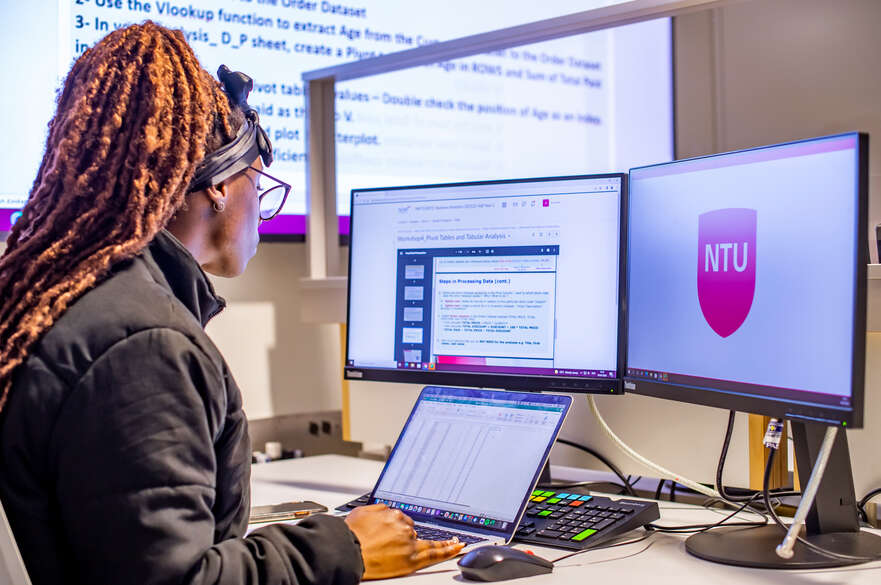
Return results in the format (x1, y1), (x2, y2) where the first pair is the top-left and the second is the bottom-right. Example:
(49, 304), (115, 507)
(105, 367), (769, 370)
(49, 327), (363, 585)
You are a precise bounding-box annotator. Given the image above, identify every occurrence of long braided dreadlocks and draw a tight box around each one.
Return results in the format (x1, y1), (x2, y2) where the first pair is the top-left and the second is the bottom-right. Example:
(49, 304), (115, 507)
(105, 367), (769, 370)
(0, 21), (245, 412)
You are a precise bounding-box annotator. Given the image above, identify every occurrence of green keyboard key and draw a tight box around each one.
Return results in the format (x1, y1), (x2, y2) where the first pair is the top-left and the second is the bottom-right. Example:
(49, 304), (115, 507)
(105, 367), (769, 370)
(572, 529), (597, 541)
(532, 490), (543, 496)
(541, 491), (555, 497)
(547, 498), (561, 504)
(538, 510), (553, 517)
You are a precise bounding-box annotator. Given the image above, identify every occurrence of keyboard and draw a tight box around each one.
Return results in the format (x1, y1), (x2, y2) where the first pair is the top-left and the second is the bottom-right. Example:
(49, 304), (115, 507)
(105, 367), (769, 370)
(336, 487), (659, 551)
(517, 488), (659, 550)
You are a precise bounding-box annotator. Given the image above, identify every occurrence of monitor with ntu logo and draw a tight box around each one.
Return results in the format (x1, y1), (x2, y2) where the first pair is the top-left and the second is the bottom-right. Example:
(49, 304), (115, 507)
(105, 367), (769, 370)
(624, 133), (877, 569)
(625, 133), (867, 425)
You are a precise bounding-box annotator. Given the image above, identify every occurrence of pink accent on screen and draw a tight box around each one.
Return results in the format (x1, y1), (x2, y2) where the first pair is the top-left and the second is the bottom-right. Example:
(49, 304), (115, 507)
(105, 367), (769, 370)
(0, 209), (17, 231)
(1, 210), (328, 238)
(257, 214), (350, 236)
(634, 135), (857, 180)
(436, 355), (487, 366)
(697, 208), (757, 338)
(258, 214), (306, 235)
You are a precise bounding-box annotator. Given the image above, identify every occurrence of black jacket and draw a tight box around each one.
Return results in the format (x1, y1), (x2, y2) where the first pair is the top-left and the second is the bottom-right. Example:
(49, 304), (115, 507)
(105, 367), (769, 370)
(0, 231), (364, 585)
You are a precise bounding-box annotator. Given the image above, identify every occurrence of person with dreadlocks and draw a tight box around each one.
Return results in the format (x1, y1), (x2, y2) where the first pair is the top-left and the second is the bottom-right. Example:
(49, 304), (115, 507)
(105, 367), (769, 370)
(0, 21), (463, 585)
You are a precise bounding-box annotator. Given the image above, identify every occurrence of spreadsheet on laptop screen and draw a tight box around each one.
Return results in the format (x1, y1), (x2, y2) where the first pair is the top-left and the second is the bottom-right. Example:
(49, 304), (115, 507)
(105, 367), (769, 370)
(372, 388), (567, 528)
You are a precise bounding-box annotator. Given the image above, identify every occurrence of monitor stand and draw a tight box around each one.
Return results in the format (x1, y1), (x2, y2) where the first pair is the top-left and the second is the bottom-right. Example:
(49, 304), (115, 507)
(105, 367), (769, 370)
(685, 421), (881, 568)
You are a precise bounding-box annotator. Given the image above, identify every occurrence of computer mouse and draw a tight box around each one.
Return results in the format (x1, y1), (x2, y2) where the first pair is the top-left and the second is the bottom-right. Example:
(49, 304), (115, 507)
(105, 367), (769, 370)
(457, 545), (553, 581)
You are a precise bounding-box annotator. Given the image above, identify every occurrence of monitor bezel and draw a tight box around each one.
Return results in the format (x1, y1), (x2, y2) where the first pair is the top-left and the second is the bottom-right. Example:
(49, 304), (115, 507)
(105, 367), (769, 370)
(623, 132), (868, 427)
(345, 173), (628, 394)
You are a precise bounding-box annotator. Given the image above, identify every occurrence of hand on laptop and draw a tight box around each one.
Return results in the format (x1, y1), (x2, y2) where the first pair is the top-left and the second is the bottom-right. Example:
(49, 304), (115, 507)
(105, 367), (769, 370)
(345, 503), (465, 579)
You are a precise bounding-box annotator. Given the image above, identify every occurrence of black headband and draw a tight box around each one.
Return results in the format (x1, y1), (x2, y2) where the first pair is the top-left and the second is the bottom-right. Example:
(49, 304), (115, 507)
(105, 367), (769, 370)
(188, 65), (273, 193)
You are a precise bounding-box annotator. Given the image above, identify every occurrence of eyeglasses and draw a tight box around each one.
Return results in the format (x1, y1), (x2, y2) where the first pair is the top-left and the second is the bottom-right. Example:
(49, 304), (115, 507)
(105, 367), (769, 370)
(248, 166), (291, 221)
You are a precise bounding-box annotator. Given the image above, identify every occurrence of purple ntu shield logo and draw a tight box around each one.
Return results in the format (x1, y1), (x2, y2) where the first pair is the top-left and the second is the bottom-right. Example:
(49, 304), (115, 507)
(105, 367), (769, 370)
(697, 208), (757, 338)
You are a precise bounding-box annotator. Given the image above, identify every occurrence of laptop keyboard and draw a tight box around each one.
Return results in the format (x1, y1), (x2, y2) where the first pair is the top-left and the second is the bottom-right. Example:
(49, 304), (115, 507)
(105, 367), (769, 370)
(414, 526), (486, 545)
(336, 496), (487, 545)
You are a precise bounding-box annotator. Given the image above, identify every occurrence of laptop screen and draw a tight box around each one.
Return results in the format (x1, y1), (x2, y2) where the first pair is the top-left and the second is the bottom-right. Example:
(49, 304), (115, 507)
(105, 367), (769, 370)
(370, 386), (571, 537)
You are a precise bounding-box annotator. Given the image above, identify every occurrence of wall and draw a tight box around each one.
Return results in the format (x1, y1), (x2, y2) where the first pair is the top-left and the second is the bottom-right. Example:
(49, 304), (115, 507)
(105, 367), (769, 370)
(205, 242), (350, 419)
(707, 0), (881, 254)
(0, 236), (346, 421)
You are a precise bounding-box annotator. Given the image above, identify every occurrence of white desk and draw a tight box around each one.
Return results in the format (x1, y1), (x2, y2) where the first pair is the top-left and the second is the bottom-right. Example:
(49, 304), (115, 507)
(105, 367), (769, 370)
(251, 455), (881, 584)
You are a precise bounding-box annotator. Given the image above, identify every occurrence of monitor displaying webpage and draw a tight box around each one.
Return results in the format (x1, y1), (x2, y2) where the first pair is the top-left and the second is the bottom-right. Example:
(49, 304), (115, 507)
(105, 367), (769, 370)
(371, 387), (569, 533)
(347, 175), (622, 379)
(626, 134), (861, 412)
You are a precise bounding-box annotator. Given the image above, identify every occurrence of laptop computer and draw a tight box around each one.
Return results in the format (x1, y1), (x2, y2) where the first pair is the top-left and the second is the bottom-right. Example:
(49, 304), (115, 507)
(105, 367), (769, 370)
(354, 386), (572, 553)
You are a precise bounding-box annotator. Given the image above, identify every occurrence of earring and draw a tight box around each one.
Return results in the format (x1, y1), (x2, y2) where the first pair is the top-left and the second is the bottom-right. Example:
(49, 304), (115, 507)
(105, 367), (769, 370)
(213, 200), (226, 213)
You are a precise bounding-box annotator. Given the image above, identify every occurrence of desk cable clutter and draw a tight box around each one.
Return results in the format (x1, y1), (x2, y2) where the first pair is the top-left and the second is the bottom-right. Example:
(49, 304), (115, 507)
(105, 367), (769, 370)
(759, 423), (879, 563)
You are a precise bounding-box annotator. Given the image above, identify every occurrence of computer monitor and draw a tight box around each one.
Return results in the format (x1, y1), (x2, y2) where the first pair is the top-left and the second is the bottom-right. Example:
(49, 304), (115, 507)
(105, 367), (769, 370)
(346, 174), (626, 394)
(626, 132), (880, 567)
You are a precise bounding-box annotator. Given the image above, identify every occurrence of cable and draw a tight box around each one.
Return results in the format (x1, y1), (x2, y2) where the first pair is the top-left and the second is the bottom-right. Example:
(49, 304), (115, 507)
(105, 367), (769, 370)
(646, 494), (767, 533)
(625, 475), (643, 496)
(858, 487), (881, 523)
(715, 411), (799, 503)
(537, 480), (629, 495)
(699, 497), (769, 523)
(587, 396), (720, 499)
(550, 530), (655, 564)
(716, 410), (754, 502)
(537, 480), (595, 489)
(653, 479), (665, 501)
(553, 437), (637, 496)
(762, 439), (880, 563)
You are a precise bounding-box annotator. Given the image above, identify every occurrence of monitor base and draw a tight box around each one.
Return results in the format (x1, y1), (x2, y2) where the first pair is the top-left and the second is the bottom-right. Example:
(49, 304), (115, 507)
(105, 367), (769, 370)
(685, 524), (881, 569)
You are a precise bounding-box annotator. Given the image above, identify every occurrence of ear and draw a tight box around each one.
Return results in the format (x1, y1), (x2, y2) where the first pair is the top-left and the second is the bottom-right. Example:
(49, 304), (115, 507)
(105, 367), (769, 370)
(202, 182), (229, 210)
